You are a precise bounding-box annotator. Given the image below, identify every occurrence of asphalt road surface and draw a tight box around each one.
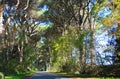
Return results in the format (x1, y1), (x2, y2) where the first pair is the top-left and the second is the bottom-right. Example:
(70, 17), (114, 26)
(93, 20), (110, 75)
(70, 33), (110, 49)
(30, 71), (68, 79)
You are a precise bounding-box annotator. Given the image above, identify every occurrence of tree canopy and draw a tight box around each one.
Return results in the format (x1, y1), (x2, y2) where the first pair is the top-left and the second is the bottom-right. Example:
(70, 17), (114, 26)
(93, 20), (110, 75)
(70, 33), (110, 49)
(0, 0), (120, 77)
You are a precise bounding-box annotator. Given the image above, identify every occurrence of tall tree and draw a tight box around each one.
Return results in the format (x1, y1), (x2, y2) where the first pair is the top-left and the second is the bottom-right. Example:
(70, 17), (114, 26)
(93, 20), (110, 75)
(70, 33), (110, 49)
(0, 0), (4, 46)
(2, 0), (45, 62)
(0, 0), (47, 74)
(43, 0), (99, 73)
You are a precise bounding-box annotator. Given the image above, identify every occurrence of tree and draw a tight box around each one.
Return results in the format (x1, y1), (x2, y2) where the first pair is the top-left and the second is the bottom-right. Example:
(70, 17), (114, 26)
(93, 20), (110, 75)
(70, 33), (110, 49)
(0, 0), (47, 74)
(0, 0), (4, 46)
(42, 0), (100, 73)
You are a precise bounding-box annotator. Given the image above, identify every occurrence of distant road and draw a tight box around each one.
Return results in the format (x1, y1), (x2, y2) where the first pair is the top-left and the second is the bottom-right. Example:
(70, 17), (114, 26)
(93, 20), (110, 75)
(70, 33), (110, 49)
(30, 71), (68, 79)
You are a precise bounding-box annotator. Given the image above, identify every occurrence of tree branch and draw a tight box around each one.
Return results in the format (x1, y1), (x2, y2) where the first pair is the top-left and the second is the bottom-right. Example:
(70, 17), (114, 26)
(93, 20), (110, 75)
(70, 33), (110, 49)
(24, 0), (30, 10)
(15, 0), (20, 9)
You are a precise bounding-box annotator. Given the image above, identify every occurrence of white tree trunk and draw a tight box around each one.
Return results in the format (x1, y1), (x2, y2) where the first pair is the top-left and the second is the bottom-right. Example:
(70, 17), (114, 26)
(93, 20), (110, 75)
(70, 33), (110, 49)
(0, 1), (4, 45)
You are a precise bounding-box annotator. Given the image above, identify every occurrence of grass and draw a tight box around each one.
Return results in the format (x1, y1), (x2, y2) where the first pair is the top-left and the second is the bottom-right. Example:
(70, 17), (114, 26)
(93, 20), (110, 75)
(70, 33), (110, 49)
(5, 71), (120, 79)
(54, 72), (120, 79)
(5, 75), (25, 79)
(5, 71), (37, 79)
(55, 72), (91, 77)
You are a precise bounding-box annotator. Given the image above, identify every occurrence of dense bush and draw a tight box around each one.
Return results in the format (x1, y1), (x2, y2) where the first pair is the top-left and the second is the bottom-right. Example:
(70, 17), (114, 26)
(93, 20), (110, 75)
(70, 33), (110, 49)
(61, 60), (80, 73)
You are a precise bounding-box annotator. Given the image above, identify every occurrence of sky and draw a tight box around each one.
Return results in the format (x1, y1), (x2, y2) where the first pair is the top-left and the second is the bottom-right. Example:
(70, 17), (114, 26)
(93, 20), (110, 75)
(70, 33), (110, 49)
(94, 6), (116, 65)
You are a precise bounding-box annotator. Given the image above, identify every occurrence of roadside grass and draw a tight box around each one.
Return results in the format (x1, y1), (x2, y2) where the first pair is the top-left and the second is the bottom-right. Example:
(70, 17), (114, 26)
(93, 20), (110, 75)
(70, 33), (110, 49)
(55, 72), (92, 77)
(5, 71), (37, 79)
(5, 74), (25, 79)
(54, 72), (120, 79)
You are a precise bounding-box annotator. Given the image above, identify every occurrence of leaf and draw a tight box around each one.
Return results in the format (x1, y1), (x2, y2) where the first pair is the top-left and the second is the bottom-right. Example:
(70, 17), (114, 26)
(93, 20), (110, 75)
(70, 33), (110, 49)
(102, 17), (113, 27)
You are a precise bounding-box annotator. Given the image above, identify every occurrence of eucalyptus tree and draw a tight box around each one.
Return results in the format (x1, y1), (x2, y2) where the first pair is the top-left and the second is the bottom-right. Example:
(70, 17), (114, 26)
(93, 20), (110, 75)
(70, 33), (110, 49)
(42, 0), (103, 73)
(0, 0), (47, 74)
(3, 0), (39, 62)
(0, 0), (4, 46)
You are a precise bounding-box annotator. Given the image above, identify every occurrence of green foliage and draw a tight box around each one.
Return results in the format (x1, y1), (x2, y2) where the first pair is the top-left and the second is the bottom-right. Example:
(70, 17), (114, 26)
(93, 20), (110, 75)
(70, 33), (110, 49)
(72, 30), (85, 48)
(51, 34), (71, 72)
(5, 75), (23, 79)
(0, 0), (46, 75)
(92, 0), (107, 15)
(5, 71), (36, 79)
(100, 0), (120, 65)
(61, 59), (79, 73)
(101, 0), (120, 27)
(0, 72), (4, 79)
(50, 26), (87, 72)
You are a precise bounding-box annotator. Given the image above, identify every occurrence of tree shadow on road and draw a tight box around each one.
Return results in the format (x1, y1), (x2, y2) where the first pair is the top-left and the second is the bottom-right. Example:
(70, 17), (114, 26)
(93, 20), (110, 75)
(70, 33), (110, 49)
(30, 72), (68, 79)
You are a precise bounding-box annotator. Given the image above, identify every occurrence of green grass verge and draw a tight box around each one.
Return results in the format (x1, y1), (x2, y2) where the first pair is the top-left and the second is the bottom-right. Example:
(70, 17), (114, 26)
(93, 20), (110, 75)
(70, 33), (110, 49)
(55, 72), (90, 77)
(55, 72), (120, 79)
(5, 75), (24, 79)
(5, 71), (37, 79)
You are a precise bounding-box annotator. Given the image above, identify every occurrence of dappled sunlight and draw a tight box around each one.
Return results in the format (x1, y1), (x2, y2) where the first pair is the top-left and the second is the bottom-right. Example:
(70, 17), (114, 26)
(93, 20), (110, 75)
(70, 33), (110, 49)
(5, 76), (13, 79)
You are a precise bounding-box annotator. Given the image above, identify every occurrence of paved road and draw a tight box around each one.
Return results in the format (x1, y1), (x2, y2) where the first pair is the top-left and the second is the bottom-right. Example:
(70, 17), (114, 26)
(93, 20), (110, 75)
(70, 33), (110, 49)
(30, 71), (68, 79)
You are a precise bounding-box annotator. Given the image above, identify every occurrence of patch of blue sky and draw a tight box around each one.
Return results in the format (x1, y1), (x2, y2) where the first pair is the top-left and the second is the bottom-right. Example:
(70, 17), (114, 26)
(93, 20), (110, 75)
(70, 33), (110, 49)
(95, 31), (108, 42)
(4, 4), (10, 11)
(39, 36), (46, 45)
(4, 5), (10, 17)
(4, 4), (16, 23)
(3, 12), (9, 17)
(35, 22), (50, 28)
(95, 30), (116, 49)
(89, 0), (96, 12)
(38, 4), (48, 11)
(94, 6), (115, 65)
(9, 18), (14, 25)
(95, 48), (114, 65)
(95, 27), (116, 65)
(38, 21), (51, 27)
(98, 7), (112, 18)
(37, 4), (51, 27)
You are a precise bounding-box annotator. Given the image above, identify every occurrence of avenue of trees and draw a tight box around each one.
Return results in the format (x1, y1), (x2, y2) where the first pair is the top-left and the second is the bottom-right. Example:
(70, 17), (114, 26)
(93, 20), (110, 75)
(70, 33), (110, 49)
(0, 0), (120, 77)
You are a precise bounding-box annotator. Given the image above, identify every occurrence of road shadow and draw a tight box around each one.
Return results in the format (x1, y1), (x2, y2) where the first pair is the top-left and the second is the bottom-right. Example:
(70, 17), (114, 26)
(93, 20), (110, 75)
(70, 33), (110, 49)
(30, 72), (68, 79)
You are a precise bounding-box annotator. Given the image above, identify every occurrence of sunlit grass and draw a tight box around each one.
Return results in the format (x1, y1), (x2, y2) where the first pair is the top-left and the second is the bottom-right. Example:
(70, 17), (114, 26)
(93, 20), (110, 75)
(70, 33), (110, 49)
(5, 76), (12, 79)
(54, 72), (120, 79)
(5, 75), (24, 79)
(5, 71), (37, 79)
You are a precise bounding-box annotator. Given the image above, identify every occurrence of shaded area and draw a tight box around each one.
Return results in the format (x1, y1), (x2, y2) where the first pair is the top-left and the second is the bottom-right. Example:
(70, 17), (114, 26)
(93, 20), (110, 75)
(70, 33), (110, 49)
(30, 71), (68, 79)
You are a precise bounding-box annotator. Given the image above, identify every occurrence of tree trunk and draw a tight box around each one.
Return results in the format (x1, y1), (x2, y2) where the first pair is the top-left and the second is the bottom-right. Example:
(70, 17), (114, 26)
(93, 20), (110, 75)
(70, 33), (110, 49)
(79, 47), (86, 73)
(90, 32), (95, 65)
(18, 43), (23, 63)
(89, 14), (95, 66)
(0, 0), (4, 46)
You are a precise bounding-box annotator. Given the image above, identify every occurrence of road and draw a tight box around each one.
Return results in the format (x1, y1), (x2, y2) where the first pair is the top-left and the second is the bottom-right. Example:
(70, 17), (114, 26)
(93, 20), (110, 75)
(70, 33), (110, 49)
(30, 71), (68, 79)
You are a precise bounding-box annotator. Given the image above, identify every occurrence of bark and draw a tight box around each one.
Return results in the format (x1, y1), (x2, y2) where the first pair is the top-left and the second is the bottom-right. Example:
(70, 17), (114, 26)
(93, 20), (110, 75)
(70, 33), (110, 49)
(89, 13), (95, 66)
(79, 47), (86, 73)
(18, 41), (24, 63)
(90, 32), (95, 65)
(0, 0), (4, 46)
